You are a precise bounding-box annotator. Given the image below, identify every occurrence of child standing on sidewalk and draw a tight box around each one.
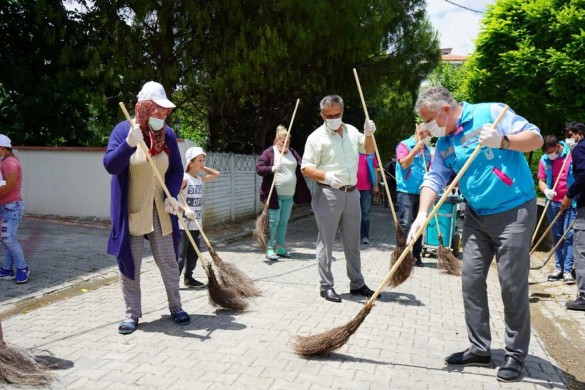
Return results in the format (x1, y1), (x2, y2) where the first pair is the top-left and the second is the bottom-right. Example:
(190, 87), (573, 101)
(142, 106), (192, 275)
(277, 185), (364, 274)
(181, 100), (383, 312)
(179, 146), (220, 288)
(0, 135), (29, 284)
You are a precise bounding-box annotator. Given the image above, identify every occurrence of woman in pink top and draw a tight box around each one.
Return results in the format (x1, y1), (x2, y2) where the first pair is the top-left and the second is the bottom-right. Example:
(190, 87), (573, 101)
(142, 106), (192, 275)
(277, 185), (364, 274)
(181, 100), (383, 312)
(0, 135), (28, 284)
(356, 153), (378, 244)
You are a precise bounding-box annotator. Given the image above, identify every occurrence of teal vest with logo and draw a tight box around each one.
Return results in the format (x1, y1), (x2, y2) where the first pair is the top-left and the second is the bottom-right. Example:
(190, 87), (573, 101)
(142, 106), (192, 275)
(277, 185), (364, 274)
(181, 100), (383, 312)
(396, 136), (431, 195)
(435, 102), (535, 215)
(542, 141), (575, 207)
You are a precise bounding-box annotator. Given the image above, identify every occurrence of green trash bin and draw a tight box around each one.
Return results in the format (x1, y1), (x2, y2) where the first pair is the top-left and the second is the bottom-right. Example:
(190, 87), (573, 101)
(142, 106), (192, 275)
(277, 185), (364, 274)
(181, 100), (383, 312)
(423, 195), (461, 257)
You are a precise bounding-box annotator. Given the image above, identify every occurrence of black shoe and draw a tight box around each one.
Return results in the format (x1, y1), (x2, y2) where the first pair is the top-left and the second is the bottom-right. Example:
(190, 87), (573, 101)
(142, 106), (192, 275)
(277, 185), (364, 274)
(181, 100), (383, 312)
(445, 349), (491, 366)
(497, 356), (524, 382)
(566, 295), (585, 311)
(320, 288), (341, 303)
(415, 258), (424, 267)
(170, 308), (191, 325)
(184, 276), (205, 289)
(349, 284), (379, 300)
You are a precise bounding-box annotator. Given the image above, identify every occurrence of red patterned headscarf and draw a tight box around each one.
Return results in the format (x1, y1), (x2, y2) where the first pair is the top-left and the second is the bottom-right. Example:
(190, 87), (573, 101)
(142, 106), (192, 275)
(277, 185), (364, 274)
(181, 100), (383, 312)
(134, 100), (172, 156)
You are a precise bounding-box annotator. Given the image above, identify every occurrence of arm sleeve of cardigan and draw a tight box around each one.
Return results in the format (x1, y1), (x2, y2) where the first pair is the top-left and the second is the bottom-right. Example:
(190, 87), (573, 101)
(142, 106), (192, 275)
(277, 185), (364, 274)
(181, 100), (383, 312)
(164, 129), (184, 197)
(103, 122), (136, 175)
(256, 148), (274, 176)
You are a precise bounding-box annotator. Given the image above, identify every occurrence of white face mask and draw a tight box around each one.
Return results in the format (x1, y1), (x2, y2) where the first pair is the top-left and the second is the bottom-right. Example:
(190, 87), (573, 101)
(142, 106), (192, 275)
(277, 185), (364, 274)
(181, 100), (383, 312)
(547, 152), (559, 161)
(426, 120), (446, 137)
(422, 136), (432, 145)
(566, 138), (576, 149)
(325, 118), (342, 131)
(148, 117), (165, 131)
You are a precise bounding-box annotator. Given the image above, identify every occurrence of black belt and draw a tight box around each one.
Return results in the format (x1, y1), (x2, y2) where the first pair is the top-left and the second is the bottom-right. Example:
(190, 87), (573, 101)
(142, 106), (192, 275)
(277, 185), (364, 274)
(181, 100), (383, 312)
(318, 182), (356, 192)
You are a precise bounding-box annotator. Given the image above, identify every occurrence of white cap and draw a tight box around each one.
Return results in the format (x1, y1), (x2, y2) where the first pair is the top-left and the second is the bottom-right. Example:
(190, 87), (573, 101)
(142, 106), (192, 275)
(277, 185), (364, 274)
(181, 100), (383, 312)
(137, 81), (176, 108)
(185, 146), (205, 163)
(0, 135), (11, 148)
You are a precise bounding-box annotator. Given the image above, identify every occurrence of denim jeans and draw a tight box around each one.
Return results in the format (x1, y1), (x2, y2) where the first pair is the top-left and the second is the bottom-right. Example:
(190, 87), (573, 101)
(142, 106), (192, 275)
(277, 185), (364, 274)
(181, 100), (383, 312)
(1, 200), (27, 271)
(359, 190), (372, 239)
(547, 201), (575, 273)
(397, 192), (422, 259)
(267, 195), (294, 252)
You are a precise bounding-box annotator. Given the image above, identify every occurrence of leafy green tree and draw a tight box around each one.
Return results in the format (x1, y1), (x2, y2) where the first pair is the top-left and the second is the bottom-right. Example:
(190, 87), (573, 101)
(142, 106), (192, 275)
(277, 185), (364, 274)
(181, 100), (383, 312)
(0, 0), (96, 146)
(465, 0), (585, 135)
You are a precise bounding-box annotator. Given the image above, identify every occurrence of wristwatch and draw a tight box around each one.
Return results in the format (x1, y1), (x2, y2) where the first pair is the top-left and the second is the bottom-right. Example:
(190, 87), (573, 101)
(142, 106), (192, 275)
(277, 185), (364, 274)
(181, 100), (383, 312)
(500, 135), (510, 150)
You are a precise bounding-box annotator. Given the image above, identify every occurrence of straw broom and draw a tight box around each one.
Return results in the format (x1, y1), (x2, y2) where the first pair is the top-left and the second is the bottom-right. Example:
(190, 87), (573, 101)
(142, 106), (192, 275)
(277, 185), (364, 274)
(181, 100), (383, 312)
(179, 194), (261, 297)
(0, 321), (56, 386)
(293, 105), (509, 356)
(531, 153), (570, 245)
(421, 152), (461, 276)
(352, 69), (413, 287)
(531, 219), (575, 270)
(119, 103), (249, 311)
(253, 99), (300, 251)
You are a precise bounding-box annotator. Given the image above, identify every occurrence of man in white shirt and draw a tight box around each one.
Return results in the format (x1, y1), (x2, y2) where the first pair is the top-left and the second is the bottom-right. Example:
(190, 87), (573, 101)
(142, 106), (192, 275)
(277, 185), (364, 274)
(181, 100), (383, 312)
(301, 95), (378, 303)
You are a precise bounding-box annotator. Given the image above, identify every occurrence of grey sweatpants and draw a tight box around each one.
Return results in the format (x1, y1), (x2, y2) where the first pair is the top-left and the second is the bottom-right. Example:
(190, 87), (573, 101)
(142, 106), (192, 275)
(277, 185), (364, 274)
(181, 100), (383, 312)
(312, 185), (365, 291)
(462, 199), (535, 362)
(120, 207), (182, 319)
(572, 207), (585, 296)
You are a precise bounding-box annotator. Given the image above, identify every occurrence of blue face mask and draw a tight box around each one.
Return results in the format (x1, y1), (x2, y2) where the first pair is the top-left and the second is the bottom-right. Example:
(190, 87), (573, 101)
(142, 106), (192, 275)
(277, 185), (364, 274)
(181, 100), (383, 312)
(148, 117), (165, 131)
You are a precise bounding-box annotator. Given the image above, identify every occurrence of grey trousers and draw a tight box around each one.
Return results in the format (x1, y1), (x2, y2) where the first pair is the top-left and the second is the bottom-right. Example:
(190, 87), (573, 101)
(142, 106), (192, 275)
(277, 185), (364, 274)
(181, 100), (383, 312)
(312, 185), (365, 291)
(572, 207), (585, 296)
(121, 207), (182, 319)
(461, 199), (535, 362)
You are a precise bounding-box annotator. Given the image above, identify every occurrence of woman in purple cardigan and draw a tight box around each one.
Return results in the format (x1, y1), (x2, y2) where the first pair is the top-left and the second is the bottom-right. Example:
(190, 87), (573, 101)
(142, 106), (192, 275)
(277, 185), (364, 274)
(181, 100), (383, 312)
(256, 125), (311, 260)
(103, 81), (190, 335)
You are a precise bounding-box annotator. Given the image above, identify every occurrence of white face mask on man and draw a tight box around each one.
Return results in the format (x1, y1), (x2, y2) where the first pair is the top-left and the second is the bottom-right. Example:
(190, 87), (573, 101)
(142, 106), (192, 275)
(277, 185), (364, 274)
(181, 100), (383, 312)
(325, 118), (342, 131)
(148, 117), (165, 131)
(426, 120), (446, 137)
(546, 152), (559, 161)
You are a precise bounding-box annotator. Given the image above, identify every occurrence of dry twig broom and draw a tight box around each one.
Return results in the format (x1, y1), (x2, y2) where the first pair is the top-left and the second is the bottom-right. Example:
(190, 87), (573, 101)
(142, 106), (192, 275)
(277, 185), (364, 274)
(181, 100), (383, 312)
(179, 194), (261, 297)
(120, 103), (249, 311)
(253, 99), (300, 252)
(531, 219), (575, 270)
(293, 105), (509, 356)
(531, 154), (570, 245)
(421, 152), (461, 276)
(353, 69), (413, 287)
(0, 345), (54, 386)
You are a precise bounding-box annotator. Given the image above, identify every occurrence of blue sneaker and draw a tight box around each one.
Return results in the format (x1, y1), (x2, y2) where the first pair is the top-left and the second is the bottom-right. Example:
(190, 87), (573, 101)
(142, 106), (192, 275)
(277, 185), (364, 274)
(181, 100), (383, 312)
(0, 268), (14, 280)
(170, 308), (191, 325)
(15, 267), (29, 284)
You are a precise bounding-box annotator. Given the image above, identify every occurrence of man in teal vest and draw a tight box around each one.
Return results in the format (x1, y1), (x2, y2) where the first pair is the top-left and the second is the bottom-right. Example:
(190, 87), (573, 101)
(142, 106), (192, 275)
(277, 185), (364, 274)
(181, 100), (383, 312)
(395, 123), (432, 266)
(409, 87), (542, 383)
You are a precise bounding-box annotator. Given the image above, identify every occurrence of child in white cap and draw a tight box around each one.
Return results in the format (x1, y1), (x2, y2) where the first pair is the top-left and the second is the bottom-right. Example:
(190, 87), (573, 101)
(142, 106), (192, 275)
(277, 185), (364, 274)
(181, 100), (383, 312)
(178, 146), (220, 287)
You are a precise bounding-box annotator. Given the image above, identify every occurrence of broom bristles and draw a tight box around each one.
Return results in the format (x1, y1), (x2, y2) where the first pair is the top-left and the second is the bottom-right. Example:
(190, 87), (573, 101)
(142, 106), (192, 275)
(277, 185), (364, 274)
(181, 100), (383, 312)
(253, 208), (270, 252)
(211, 248), (262, 297)
(292, 305), (372, 356)
(436, 235), (461, 276)
(388, 244), (415, 287)
(206, 264), (250, 311)
(0, 345), (54, 386)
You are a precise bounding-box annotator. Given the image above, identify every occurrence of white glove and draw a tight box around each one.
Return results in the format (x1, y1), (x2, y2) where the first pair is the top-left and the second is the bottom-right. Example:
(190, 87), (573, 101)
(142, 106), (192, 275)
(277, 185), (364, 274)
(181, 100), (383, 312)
(544, 188), (557, 200)
(324, 172), (343, 189)
(164, 197), (179, 215)
(271, 161), (281, 172)
(183, 207), (195, 219)
(407, 212), (427, 245)
(126, 120), (143, 148)
(364, 119), (376, 137)
(478, 124), (502, 148)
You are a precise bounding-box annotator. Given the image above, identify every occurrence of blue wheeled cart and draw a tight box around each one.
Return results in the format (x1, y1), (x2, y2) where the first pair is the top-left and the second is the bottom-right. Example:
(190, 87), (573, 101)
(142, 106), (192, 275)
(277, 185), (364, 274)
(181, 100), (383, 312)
(422, 195), (462, 258)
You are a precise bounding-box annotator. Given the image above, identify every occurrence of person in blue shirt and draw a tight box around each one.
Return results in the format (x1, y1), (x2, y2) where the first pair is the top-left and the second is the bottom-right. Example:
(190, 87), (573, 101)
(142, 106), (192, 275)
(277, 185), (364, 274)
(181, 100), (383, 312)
(395, 124), (432, 266)
(408, 87), (542, 383)
(562, 121), (585, 311)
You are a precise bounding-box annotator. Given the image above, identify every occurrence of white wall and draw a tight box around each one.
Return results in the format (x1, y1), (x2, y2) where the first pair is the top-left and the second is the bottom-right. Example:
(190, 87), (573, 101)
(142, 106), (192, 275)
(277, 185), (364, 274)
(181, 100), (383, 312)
(13, 140), (314, 225)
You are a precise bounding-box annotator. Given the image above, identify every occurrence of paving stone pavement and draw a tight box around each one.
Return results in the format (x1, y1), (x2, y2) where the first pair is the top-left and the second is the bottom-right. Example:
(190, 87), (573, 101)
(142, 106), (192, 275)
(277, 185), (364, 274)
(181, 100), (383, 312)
(0, 204), (569, 389)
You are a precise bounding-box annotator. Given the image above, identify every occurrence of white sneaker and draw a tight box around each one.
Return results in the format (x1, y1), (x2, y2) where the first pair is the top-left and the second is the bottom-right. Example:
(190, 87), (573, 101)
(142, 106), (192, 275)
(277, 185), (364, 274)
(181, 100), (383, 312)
(361, 238), (370, 244)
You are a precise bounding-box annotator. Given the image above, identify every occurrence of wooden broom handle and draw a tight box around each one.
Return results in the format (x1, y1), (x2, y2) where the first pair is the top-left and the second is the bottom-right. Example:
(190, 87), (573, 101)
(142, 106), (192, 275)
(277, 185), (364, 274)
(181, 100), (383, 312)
(531, 153), (571, 244)
(530, 208), (564, 255)
(353, 68), (399, 226)
(542, 219), (576, 264)
(365, 105), (509, 306)
(421, 152), (443, 239)
(263, 99), (300, 210)
(119, 102), (211, 275)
